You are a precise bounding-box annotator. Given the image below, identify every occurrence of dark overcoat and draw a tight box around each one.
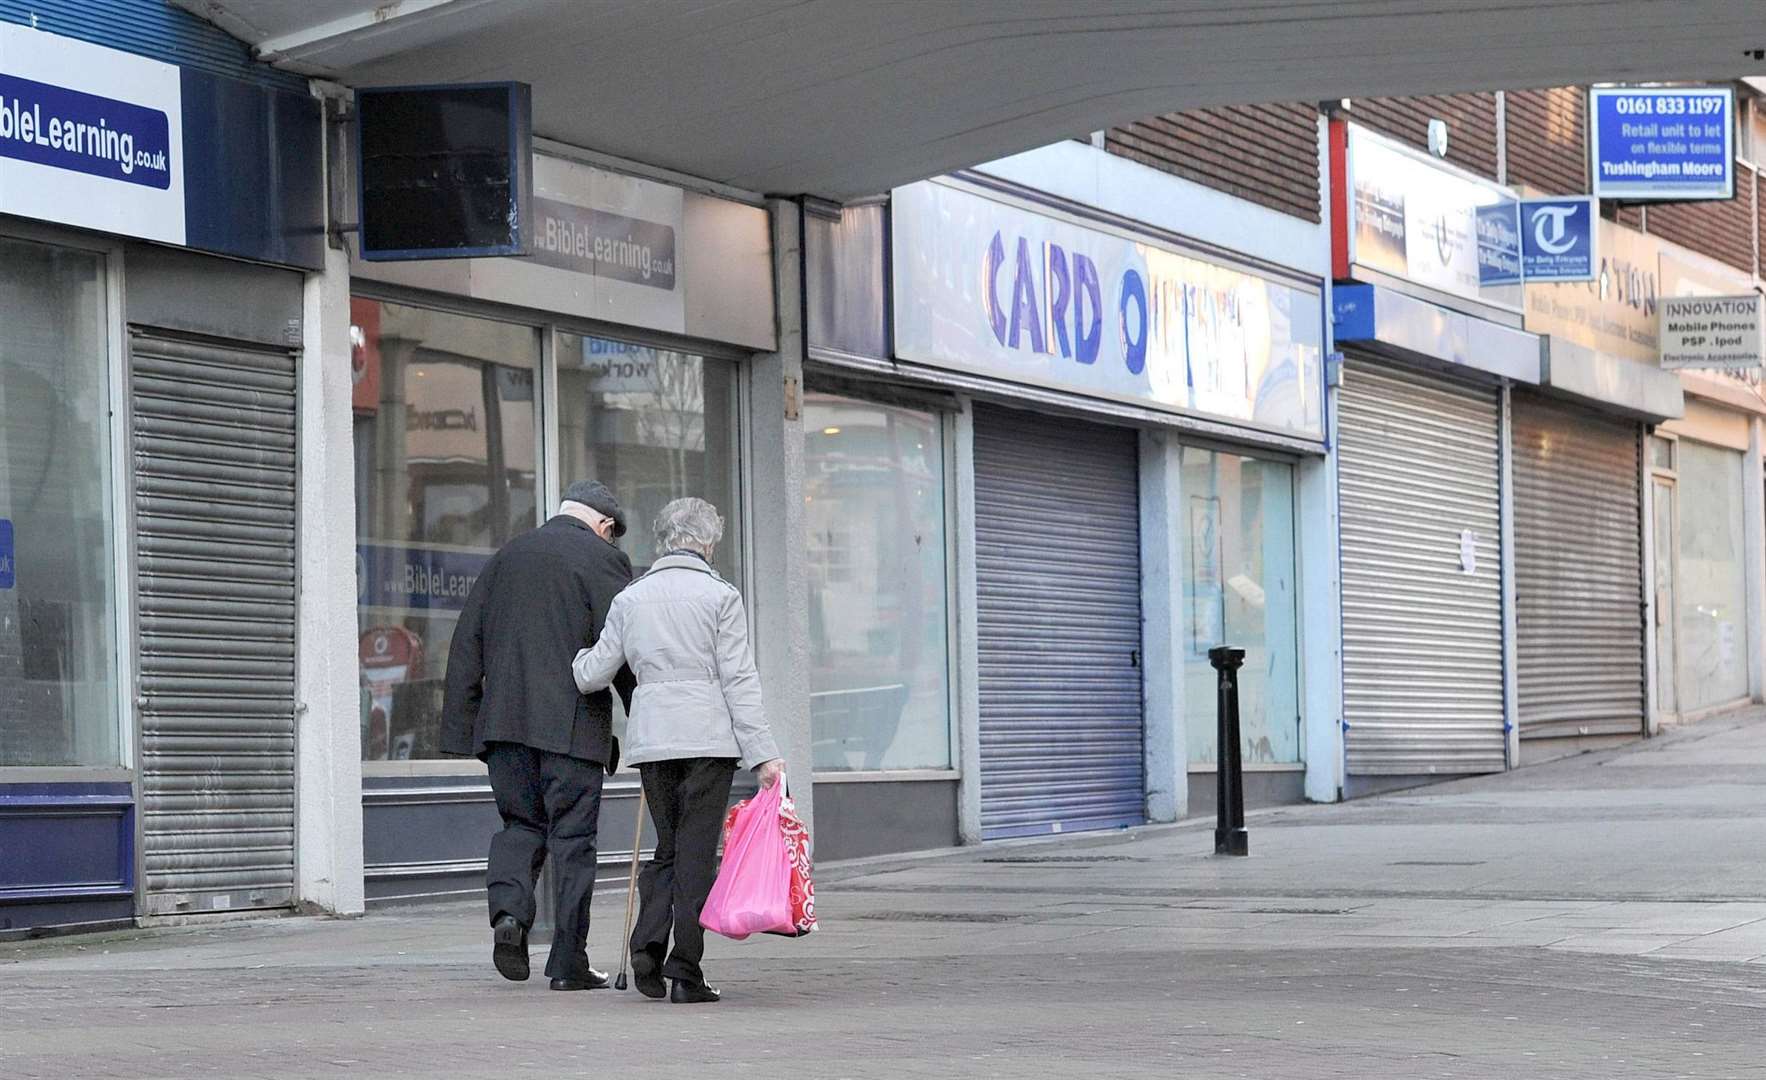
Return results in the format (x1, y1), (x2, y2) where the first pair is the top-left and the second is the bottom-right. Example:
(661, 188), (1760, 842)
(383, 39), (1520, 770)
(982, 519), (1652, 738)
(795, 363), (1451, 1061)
(440, 515), (636, 769)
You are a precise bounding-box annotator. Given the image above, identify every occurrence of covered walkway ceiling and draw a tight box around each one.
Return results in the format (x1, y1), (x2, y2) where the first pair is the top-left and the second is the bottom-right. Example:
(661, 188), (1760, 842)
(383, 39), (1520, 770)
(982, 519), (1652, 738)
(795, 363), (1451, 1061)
(177, 0), (1766, 199)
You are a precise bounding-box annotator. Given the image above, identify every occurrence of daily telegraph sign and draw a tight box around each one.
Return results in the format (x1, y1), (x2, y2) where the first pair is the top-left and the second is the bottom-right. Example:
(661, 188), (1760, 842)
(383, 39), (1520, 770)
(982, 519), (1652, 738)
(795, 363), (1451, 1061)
(1590, 86), (1735, 202)
(892, 180), (1325, 441)
(0, 24), (184, 244)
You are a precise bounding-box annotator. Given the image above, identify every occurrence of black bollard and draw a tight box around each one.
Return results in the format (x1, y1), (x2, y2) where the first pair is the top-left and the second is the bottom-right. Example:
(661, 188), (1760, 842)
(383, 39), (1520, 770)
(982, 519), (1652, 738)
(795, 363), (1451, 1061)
(1208, 645), (1249, 856)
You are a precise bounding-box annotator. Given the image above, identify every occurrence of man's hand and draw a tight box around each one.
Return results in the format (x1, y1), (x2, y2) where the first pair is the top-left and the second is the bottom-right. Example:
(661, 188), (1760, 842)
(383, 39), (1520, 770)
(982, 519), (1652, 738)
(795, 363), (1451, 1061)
(756, 758), (785, 790)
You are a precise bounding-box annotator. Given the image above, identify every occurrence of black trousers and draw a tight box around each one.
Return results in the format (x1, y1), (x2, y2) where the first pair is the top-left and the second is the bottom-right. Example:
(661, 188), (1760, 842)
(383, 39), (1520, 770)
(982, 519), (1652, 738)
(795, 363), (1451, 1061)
(632, 757), (738, 985)
(485, 741), (605, 982)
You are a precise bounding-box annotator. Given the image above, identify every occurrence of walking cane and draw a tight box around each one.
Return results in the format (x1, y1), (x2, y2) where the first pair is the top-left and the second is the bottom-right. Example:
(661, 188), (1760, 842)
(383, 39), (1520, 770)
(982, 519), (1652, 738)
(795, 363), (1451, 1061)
(612, 788), (648, 991)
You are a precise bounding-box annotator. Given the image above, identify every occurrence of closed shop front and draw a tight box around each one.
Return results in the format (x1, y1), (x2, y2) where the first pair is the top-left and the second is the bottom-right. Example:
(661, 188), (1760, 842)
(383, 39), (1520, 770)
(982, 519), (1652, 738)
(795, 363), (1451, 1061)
(1661, 435), (1752, 718)
(972, 405), (1145, 839)
(887, 175), (1329, 844)
(0, 11), (325, 934)
(1337, 358), (1508, 777)
(1511, 395), (1646, 747)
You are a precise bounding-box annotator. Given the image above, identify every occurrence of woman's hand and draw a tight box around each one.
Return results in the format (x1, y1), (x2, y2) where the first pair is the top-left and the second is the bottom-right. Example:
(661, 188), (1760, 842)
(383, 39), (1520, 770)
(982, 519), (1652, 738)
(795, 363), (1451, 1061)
(756, 758), (785, 790)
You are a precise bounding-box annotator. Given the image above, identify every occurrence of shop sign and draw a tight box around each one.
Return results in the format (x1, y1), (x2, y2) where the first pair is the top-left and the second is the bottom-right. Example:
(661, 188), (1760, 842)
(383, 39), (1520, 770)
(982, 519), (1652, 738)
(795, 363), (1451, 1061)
(532, 200), (677, 290)
(1520, 197), (1597, 283)
(1590, 86), (1735, 202)
(357, 543), (491, 613)
(0, 23), (183, 245)
(1342, 125), (1521, 306)
(0, 518), (12, 590)
(0, 23), (324, 269)
(892, 180), (1325, 441)
(1659, 295), (1763, 371)
(349, 152), (778, 349)
(1523, 218), (1662, 363)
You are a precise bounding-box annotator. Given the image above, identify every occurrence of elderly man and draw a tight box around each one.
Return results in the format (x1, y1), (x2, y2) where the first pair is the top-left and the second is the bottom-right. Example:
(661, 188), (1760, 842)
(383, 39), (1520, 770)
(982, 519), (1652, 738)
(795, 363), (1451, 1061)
(441, 480), (637, 992)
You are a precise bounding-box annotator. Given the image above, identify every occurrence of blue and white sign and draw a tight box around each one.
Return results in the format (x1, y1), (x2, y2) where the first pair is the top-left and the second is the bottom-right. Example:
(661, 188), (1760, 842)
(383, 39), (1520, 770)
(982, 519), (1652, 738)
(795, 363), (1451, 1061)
(0, 519), (13, 590)
(0, 24), (184, 244)
(892, 180), (1325, 441)
(1590, 86), (1734, 201)
(357, 543), (491, 613)
(1475, 203), (1522, 286)
(1520, 197), (1596, 283)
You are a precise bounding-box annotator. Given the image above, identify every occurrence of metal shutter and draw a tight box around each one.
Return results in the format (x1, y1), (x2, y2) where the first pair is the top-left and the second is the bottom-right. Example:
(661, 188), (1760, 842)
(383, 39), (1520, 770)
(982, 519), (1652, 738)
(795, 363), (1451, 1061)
(132, 332), (298, 916)
(1512, 395), (1645, 741)
(1338, 358), (1507, 775)
(973, 404), (1144, 839)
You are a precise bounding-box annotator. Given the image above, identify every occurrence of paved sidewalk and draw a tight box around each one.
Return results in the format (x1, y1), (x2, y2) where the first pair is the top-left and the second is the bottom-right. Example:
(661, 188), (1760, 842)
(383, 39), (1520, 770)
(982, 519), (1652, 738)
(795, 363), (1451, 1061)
(4, 712), (1765, 1078)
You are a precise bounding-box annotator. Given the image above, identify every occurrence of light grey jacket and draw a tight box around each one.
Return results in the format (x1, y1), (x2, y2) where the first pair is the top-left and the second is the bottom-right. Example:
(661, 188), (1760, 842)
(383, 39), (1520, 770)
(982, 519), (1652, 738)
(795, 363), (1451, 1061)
(571, 553), (781, 769)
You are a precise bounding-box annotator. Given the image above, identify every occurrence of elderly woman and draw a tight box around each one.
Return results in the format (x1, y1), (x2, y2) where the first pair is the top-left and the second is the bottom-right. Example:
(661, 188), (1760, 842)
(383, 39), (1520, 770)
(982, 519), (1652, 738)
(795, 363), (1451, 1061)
(572, 497), (784, 1005)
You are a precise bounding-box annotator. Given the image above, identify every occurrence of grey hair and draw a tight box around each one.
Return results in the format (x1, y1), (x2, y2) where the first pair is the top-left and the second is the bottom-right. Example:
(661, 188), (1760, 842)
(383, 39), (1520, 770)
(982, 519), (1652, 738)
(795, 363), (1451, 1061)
(654, 497), (725, 555)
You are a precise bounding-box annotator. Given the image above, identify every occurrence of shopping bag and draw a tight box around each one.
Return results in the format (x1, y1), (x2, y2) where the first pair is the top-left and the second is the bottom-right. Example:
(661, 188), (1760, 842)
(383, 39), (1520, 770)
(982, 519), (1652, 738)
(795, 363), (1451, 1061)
(700, 781), (793, 940)
(766, 788), (818, 938)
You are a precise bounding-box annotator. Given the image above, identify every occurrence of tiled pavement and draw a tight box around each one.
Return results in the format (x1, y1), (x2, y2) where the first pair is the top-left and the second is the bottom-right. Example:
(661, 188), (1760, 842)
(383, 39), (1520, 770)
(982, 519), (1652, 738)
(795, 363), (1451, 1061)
(3, 711), (1764, 1078)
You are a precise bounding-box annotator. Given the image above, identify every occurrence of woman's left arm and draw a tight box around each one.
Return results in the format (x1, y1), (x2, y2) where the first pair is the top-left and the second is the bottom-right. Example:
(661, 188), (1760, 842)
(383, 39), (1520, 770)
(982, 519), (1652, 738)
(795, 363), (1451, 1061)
(572, 595), (629, 693)
(716, 588), (782, 770)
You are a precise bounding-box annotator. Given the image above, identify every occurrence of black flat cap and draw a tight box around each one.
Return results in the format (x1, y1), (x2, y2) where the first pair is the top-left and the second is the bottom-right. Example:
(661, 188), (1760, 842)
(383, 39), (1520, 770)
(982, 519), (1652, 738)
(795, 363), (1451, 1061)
(562, 480), (627, 537)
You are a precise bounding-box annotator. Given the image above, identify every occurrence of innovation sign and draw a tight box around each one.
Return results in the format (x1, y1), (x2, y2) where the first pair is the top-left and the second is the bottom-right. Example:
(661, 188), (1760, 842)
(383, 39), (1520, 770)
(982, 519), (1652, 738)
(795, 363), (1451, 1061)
(1590, 86), (1735, 201)
(892, 180), (1325, 441)
(1659, 295), (1763, 371)
(0, 23), (183, 244)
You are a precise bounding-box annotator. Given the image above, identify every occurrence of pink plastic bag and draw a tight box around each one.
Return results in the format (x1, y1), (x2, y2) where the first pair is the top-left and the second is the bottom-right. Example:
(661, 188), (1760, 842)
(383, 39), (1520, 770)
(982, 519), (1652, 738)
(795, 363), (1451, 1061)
(700, 781), (793, 940)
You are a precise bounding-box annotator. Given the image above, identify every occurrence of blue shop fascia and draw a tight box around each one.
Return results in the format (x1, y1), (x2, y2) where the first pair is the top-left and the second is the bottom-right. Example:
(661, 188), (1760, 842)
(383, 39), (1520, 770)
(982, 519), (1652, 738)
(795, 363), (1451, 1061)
(0, 1), (324, 935)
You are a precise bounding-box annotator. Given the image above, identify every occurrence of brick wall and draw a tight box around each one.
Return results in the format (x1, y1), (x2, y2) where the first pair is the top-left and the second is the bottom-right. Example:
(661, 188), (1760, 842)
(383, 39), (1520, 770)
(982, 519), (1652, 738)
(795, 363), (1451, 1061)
(1505, 87), (1586, 194)
(1349, 93), (1500, 179)
(1644, 170), (1757, 274)
(1106, 104), (1321, 223)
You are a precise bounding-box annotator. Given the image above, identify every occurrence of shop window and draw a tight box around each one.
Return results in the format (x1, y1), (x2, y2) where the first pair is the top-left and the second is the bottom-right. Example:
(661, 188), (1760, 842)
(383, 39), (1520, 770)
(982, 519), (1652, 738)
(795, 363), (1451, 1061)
(352, 299), (541, 761)
(555, 335), (740, 577)
(557, 334), (741, 752)
(1181, 448), (1301, 766)
(0, 237), (120, 767)
(1675, 440), (1750, 712)
(805, 395), (953, 771)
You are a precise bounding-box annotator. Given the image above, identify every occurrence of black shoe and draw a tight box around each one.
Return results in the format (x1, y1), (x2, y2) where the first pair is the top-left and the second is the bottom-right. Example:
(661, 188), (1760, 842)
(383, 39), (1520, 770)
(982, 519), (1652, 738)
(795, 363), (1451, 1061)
(549, 968), (611, 992)
(670, 979), (721, 1004)
(492, 915), (529, 982)
(630, 952), (667, 1000)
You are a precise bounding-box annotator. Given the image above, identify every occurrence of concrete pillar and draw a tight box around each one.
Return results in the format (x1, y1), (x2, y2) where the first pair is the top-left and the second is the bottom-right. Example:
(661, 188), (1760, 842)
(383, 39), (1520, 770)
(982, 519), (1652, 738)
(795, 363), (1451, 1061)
(953, 398), (984, 845)
(1138, 429), (1186, 822)
(295, 242), (365, 916)
(1498, 383), (1521, 767)
(748, 198), (813, 832)
(1640, 430), (1662, 736)
(1745, 418), (1766, 703)
(1300, 363), (1346, 802)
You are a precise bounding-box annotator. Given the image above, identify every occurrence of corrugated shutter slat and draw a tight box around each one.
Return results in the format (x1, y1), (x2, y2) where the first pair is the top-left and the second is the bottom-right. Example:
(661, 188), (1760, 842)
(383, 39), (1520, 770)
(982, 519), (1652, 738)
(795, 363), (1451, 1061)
(1512, 395), (1645, 741)
(1339, 359), (1508, 776)
(133, 332), (298, 916)
(974, 406), (1145, 839)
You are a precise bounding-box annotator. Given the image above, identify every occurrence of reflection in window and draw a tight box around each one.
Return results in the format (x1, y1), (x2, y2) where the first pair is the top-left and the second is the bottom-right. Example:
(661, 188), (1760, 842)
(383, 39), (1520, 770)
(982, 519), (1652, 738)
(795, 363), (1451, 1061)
(352, 299), (540, 761)
(557, 334), (739, 749)
(1675, 441), (1749, 711)
(0, 239), (118, 766)
(805, 395), (952, 771)
(1181, 448), (1301, 765)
